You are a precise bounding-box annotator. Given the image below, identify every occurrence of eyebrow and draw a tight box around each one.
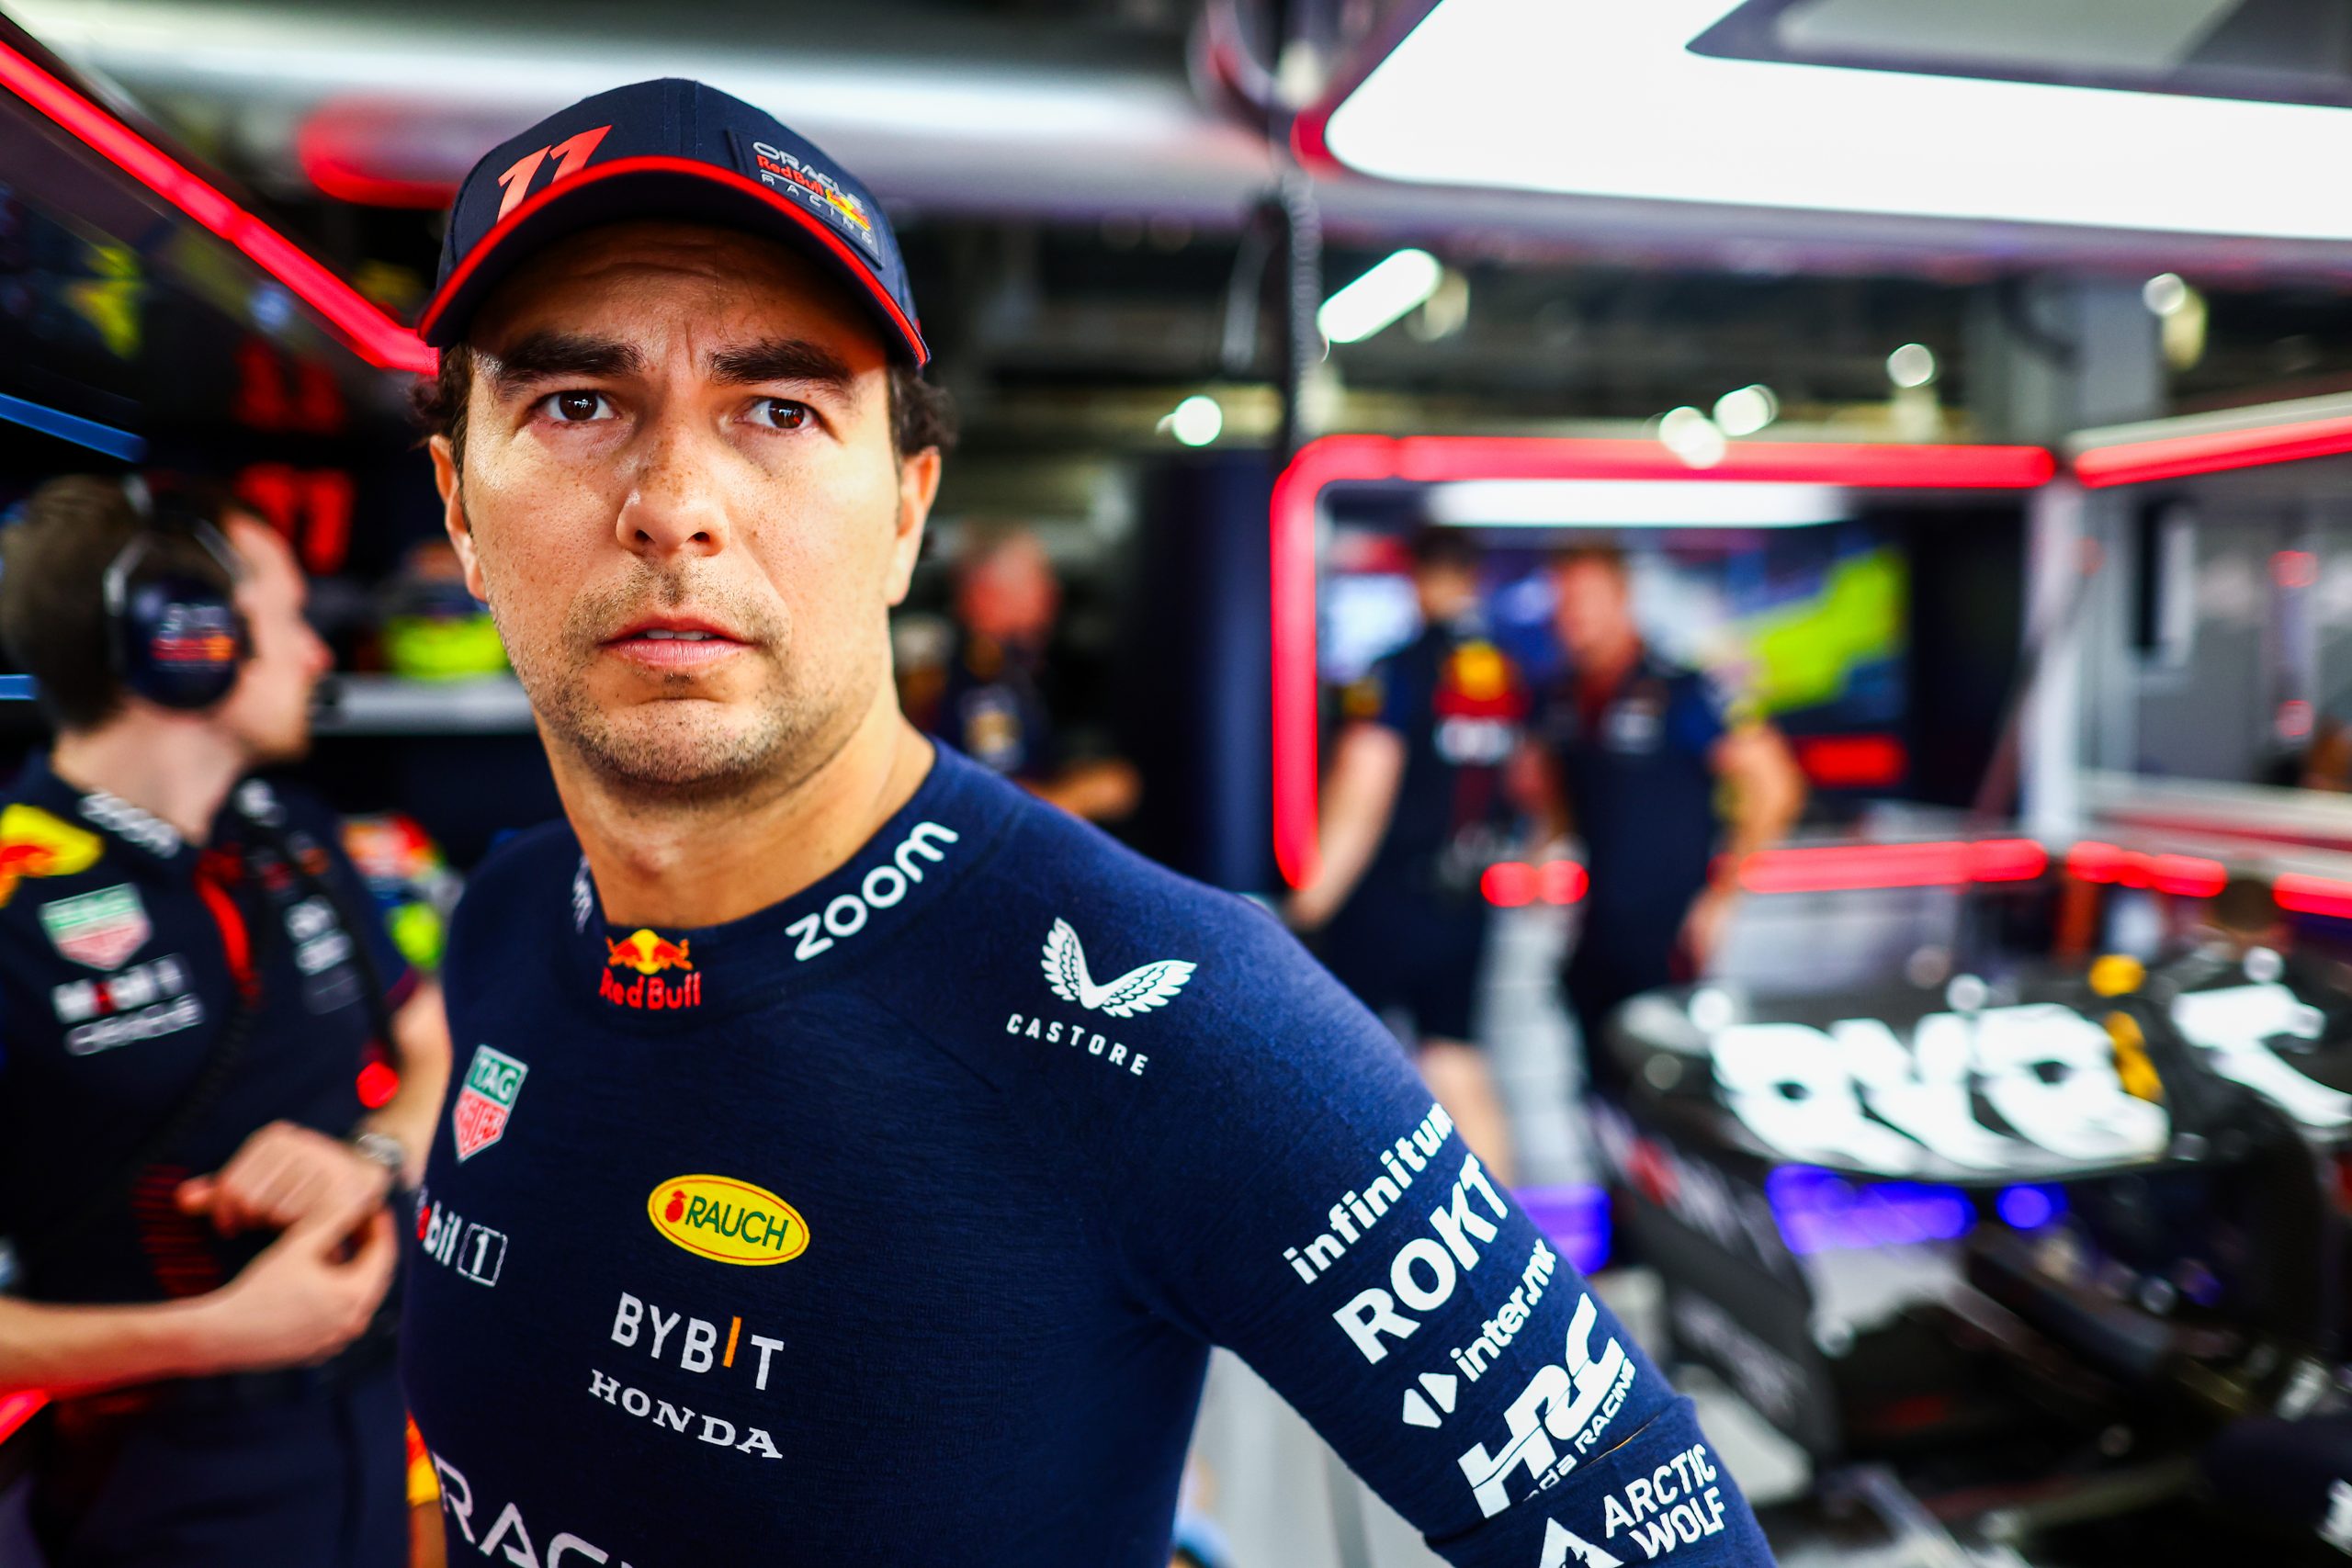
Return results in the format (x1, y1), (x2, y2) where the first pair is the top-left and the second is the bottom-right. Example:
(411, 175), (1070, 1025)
(707, 337), (856, 394)
(478, 332), (647, 398)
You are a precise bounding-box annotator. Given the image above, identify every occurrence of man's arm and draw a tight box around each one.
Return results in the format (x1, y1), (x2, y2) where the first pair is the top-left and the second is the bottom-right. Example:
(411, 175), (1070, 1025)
(0, 1204), (397, 1399)
(362, 979), (454, 1189)
(1290, 722), (1408, 931)
(1104, 907), (1777, 1564)
(175, 984), (450, 1234)
(1683, 721), (1806, 967)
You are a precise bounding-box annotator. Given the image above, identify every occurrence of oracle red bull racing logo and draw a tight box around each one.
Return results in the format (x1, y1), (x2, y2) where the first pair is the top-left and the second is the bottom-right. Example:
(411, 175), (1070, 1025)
(600, 928), (703, 1010)
(0, 805), (102, 907)
(451, 1044), (528, 1163)
(649, 1174), (808, 1266)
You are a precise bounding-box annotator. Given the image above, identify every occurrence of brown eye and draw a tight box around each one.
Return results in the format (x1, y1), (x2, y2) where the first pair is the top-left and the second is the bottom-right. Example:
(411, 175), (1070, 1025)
(750, 399), (810, 431)
(537, 390), (612, 423)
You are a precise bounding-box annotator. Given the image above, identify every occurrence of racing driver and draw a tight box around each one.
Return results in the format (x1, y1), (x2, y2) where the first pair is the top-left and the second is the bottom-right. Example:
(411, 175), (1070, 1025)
(401, 78), (1776, 1567)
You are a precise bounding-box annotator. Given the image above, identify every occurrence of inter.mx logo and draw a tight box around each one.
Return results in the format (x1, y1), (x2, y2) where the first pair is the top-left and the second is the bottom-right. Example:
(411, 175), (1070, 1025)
(452, 1044), (528, 1162)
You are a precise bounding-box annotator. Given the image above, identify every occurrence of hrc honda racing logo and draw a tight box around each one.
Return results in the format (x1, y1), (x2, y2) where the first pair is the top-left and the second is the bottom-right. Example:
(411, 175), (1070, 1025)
(601, 929), (700, 1010)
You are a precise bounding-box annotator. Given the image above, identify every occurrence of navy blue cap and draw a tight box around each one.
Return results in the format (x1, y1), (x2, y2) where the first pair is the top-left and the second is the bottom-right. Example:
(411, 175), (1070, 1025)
(420, 79), (927, 366)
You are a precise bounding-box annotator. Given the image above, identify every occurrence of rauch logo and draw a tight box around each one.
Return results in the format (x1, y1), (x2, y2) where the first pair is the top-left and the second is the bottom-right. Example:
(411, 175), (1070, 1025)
(648, 1175), (809, 1266)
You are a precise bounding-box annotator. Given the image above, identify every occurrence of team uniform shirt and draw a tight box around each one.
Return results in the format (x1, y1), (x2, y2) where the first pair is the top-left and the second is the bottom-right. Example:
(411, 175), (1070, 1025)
(401, 744), (1773, 1567)
(1541, 654), (1733, 1040)
(0, 756), (413, 1305)
(1322, 617), (1529, 1042)
(1345, 615), (1529, 900)
(917, 629), (1058, 781)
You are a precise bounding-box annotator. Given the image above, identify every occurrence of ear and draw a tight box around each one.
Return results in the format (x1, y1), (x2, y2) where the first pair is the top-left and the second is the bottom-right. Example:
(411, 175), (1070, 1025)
(883, 446), (943, 608)
(430, 435), (490, 603)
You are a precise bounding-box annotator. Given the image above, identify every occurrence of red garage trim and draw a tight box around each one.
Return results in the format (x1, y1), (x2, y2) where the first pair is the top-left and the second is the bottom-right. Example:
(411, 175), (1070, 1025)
(1270, 435), (2055, 887)
(0, 38), (435, 373)
(2074, 413), (2352, 489)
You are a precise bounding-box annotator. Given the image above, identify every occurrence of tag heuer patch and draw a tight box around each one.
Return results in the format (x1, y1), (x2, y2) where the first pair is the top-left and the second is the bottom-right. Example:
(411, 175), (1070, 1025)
(452, 1044), (529, 1162)
(39, 885), (151, 970)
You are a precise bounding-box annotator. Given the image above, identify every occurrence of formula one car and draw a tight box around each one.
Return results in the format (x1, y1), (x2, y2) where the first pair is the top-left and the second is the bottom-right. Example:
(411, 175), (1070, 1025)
(1599, 925), (2352, 1562)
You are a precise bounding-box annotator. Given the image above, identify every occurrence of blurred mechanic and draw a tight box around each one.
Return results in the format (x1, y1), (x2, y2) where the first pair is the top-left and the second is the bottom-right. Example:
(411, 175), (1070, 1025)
(1535, 546), (1805, 1094)
(910, 524), (1139, 822)
(0, 477), (448, 1568)
(400, 78), (1772, 1566)
(1291, 529), (1519, 1181)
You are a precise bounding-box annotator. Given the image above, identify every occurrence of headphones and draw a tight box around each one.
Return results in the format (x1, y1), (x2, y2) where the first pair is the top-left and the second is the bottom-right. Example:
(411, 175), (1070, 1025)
(102, 477), (251, 712)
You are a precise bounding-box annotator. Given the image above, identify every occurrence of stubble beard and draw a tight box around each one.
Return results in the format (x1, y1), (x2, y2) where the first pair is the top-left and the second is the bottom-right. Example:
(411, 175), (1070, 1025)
(495, 566), (865, 812)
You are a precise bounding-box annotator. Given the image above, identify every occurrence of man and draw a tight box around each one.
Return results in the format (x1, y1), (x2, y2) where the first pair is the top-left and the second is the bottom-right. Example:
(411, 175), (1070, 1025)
(0, 478), (449, 1566)
(910, 523), (1139, 821)
(401, 79), (1774, 1566)
(1535, 547), (1806, 1095)
(1292, 529), (1521, 1182)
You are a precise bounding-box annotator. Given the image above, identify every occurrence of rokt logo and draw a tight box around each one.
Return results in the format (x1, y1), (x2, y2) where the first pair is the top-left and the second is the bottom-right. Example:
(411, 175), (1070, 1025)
(601, 928), (702, 1010)
(649, 1175), (809, 1266)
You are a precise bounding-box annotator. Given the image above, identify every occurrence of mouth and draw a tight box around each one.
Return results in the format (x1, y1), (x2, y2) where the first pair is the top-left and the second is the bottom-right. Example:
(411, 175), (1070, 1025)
(600, 616), (753, 672)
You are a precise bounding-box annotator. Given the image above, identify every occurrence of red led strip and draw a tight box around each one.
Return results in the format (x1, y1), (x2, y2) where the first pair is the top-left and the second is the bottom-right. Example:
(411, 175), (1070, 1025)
(1480, 860), (1589, 908)
(2064, 840), (2229, 897)
(1735, 838), (2048, 895)
(2275, 873), (2352, 920)
(2075, 414), (2352, 490)
(1272, 435), (2054, 887)
(0, 39), (435, 373)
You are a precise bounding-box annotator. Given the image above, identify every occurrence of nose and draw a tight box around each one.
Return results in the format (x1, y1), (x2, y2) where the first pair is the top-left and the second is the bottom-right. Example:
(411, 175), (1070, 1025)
(616, 420), (732, 560)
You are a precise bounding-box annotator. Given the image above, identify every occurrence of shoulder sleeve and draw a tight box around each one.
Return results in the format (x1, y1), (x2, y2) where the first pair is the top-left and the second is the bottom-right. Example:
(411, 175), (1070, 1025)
(1104, 897), (1775, 1565)
(1347, 651), (1419, 735)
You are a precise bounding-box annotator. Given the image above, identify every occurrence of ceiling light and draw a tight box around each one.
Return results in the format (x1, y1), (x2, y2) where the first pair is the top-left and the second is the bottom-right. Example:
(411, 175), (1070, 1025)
(1318, 249), (1443, 344)
(1165, 394), (1224, 446)
(1318, 0), (2352, 240)
(1429, 479), (1849, 528)
(1887, 344), (1937, 389)
(2143, 273), (2189, 316)
(1658, 405), (1729, 468)
(1713, 384), (1778, 437)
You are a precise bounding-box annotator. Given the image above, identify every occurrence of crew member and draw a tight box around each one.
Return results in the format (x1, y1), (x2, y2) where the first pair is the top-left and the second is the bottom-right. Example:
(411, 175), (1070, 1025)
(401, 79), (1774, 1566)
(1291, 528), (1520, 1181)
(910, 524), (1139, 822)
(1534, 546), (1806, 1094)
(0, 478), (448, 1567)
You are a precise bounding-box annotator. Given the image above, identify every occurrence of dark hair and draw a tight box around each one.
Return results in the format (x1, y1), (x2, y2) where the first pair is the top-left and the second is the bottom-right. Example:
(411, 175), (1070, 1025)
(412, 345), (957, 472)
(1553, 542), (1630, 579)
(1407, 525), (1479, 574)
(0, 476), (232, 732)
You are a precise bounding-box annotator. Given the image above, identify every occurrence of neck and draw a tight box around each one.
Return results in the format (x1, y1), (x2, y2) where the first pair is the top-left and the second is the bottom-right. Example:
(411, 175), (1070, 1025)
(559, 689), (936, 931)
(1578, 629), (1641, 688)
(51, 715), (245, 841)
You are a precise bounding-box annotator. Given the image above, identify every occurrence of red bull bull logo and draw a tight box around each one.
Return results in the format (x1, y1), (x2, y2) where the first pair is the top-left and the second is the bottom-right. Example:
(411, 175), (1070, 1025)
(600, 928), (702, 1010)
(0, 806), (102, 907)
